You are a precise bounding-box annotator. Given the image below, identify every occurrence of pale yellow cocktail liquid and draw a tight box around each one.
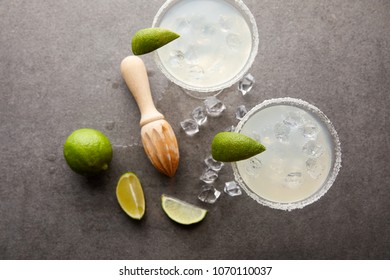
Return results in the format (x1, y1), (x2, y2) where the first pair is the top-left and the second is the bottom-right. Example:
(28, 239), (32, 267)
(233, 101), (340, 208)
(155, 0), (253, 90)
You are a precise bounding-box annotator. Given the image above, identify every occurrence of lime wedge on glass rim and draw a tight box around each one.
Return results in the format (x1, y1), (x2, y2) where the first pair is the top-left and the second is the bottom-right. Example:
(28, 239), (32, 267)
(161, 194), (207, 225)
(116, 172), (145, 220)
(211, 132), (266, 162)
(131, 27), (180, 55)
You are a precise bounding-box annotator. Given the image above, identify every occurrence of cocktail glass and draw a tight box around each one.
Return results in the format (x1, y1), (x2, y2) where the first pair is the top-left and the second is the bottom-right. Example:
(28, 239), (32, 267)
(152, 0), (259, 99)
(232, 98), (342, 211)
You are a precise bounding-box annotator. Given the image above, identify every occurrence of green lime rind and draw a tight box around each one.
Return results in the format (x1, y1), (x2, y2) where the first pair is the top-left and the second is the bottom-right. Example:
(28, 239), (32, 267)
(131, 27), (180, 55)
(211, 132), (266, 162)
(63, 128), (113, 176)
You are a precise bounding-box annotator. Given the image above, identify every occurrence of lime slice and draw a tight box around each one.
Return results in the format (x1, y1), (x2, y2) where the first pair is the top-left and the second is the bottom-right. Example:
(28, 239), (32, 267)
(131, 27), (180, 55)
(116, 172), (145, 220)
(211, 132), (266, 162)
(161, 194), (207, 225)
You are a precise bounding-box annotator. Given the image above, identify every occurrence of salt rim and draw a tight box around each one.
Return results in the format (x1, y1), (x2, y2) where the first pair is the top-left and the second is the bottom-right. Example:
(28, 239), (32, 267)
(231, 97), (342, 211)
(152, 0), (259, 96)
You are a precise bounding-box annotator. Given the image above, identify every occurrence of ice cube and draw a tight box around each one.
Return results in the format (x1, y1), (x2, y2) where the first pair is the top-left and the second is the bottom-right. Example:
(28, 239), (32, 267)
(184, 46), (200, 65)
(204, 155), (224, 172)
(306, 158), (324, 179)
(226, 33), (241, 50)
(274, 122), (291, 141)
(224, 125), (236, 132)
(303, 122), (318, 139)
(238, 73), (255, 95)
(224, 181), (242, 196)
(284, 172), (303, 188)
(191, 106), (207, 125)
(235, 105), (248, 120)
(200, 168), (218, 184)
(269, 157), (284, 175)
(251, 130), (261, 142)
(197, 21), (218, 47)
(208, 59), (224, 74)
(283, 111), (303, 127)
(204, 96), (226, 117)
(201, 23), (216, 37)
(245, 157), (262, 177)
(180, 119), (199, 136)
(168, 50), (185, 68)
(219, 15), (235, 31)
(175, 17), (191, 33)
(188, 65), (205, 80)
(302, 140), (323, 158)
(198, 185), (221, 204)
(262, 136), (273, 145)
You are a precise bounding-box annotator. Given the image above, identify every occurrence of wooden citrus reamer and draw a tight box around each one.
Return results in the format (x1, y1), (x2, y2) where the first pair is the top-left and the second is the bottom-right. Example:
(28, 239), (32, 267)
(120, 56), (179, 177)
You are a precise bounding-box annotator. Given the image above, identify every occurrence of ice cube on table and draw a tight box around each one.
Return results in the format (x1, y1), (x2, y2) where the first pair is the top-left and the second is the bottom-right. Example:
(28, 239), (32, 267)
(204, 155), (224, 172)
(302, 140), (323, 158)
(200, 168), (218, 184)
(191, 106), (207, 125)
(204, 96), (226, 117)
(238, 73), (255, 95)
(198, 185), (221, 204)
(224, 181), (242, 196)
(224, 125), (236, 132)
(180, 119), (199, 136)
(235, 105), (248, 120)
(274, 122), (291, 142)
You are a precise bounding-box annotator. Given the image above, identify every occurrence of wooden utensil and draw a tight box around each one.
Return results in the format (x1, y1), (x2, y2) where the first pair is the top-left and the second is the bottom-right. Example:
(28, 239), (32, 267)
(120, 56), (179, 177)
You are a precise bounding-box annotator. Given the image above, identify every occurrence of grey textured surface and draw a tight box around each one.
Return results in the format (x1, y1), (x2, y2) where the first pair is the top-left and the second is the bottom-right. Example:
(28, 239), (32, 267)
(1, 0), (389, 259)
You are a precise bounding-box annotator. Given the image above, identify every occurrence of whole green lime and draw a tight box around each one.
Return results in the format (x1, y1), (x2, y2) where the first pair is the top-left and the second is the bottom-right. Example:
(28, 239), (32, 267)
(63, 128), (113, 176)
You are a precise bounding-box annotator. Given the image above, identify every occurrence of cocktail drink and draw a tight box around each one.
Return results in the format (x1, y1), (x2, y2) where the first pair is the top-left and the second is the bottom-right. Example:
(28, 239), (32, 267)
(232, 98), (342, 211)
(152, 0), (258, 98)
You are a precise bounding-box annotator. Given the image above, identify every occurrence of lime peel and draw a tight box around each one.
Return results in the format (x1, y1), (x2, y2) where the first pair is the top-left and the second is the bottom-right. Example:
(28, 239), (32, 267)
(116, 172), (145, 220)
(161, 194), (207, 225)
(131, 27), (180, 55)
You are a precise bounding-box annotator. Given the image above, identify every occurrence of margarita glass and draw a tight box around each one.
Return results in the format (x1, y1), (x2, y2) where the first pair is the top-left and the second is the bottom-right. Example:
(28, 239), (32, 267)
(152, 0), (259, 99)
(232, 98), (342, 211)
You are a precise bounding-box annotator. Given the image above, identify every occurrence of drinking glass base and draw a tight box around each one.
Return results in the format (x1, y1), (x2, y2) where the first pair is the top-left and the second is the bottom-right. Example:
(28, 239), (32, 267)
(181, 88), (223, 99)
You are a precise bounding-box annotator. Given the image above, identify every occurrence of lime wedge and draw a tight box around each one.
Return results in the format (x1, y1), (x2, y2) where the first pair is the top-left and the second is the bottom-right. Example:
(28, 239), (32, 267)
(131, 27), (180, 55)
(116, 172), (145, 220)
(161, 194), (207, 225)
(211, 132), (266, 162)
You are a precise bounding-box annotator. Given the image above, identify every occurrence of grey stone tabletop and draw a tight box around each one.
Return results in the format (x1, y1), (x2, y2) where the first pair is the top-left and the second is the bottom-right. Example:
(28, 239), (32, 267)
(1, 0), (389, 259)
